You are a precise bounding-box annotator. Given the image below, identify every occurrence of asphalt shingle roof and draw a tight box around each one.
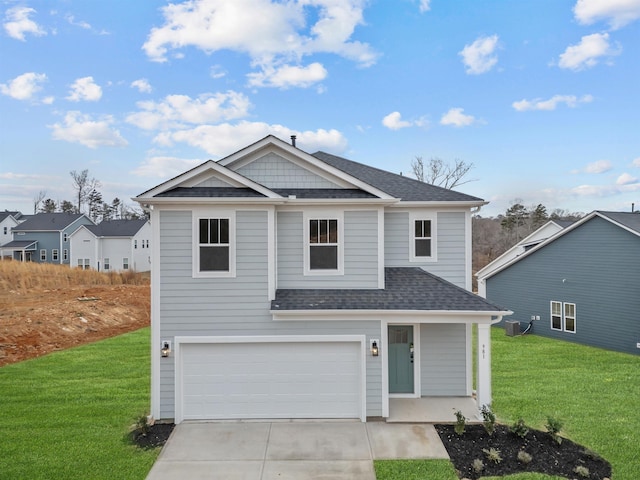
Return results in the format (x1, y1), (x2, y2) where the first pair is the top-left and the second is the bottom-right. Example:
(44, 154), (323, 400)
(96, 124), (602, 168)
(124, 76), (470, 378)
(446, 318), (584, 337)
(0, 211), (21, 222)
(272, 188), (377, 199)
(156, 187), (266, 198)
(1, 240), (37, 249)
(272, 267), (507, 312)
(597, 211), (640, 234)
(12, 213), (87, 231)
(312, 151), (484, 203)
(85, 219), (147, 237)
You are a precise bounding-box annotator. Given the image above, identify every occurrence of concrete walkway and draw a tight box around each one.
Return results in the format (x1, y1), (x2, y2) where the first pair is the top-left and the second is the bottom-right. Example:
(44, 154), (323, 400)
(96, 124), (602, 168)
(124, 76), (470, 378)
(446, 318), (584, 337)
(146, 421), (449, 480)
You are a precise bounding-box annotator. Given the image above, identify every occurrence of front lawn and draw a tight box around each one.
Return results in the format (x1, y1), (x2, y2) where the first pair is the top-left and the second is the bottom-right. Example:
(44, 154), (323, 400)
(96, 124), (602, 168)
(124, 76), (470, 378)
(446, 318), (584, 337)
(375, 328), (640, 479)
(0, 328), (157, 480)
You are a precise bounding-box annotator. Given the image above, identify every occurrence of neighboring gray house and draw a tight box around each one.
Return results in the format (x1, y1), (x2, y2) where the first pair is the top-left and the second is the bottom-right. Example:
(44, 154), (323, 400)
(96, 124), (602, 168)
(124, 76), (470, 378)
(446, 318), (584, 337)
(136, 135), (510, 424)
(480, 211), (640, 355)
(0, 211), (22, 248)
(1, 213), (94, 264)
(69, 219), (151, 272)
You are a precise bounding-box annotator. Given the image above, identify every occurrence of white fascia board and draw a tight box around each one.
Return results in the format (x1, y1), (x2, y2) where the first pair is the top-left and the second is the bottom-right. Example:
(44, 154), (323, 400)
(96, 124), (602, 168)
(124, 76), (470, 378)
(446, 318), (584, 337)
(271, 309), (512, 323)
(135, 196), (287, 206)
(219, 136), (396, 200)
(68, 224), (94, 238)
(389, 201), (488, 209)
(135, 159), (281, 201)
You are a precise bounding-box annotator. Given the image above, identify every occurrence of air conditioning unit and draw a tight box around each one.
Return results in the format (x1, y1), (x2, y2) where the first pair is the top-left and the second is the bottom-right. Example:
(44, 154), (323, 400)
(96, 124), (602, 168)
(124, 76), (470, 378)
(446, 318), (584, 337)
(505, 320), (520, 337)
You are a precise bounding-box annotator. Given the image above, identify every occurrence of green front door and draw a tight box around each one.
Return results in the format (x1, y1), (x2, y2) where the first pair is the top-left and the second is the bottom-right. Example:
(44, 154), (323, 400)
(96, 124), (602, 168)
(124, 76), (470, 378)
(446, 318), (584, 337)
(388, 325), (414, 394)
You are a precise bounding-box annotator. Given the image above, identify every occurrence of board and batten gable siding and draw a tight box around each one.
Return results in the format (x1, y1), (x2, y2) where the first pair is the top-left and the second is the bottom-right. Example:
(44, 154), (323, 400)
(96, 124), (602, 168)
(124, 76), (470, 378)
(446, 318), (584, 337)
(277, 210), (379, 289)
(487, 215), (640, 355)
(236, 152), (342, 189)
(420, 323), (467, 396)
(384, 211), (467, 287)
(157, 209), (383, 419)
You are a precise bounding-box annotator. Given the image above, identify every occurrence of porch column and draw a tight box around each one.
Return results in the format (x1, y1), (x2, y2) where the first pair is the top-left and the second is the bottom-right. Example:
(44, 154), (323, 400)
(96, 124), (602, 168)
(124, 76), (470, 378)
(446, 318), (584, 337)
(476, 323), (492, 408)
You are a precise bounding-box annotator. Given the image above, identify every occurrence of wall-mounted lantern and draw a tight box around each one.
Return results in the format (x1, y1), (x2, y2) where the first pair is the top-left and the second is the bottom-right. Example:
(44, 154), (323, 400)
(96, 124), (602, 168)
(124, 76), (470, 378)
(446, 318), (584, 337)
(161, 341), (171, 357)
(370, 339), (380, 357)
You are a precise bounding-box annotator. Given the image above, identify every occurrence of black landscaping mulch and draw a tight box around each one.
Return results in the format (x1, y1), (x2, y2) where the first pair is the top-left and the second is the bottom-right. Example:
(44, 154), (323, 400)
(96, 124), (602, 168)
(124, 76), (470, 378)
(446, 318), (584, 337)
(130, 423), (175, 449)
(435, 424), (611, 480)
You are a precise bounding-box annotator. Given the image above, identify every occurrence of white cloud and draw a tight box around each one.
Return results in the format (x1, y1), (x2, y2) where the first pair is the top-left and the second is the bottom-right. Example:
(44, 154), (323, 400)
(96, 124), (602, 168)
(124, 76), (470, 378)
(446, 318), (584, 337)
(557, 33), (620, 70)
(512, 94), (593, 111)
(573, 0), (640, 29)
(66, 76), (102, 102)
(633, 157), (640, 167)
(154, 121), (347, 157)
(210, 65), (227, 79)
(142, 0), (377, 87)
(131, 78), (152, 93)
(572, 181), (640, 197)
(616, 172), (638, 185)
(418, 0), (431, 12)
(131, 156), (203, 178)
(3, 6), (46, 41)
(247, 62), (327, 89)
(440, 108), (476, 127)
(585, 159), (613, 173)
(50, 111), (128, 148)
(381, 111), (426, 130)
(0, 72), (47, 100)
(126, 91), (251, 131)
(65, 14), (91, 30)
(459, 34), (499, 75)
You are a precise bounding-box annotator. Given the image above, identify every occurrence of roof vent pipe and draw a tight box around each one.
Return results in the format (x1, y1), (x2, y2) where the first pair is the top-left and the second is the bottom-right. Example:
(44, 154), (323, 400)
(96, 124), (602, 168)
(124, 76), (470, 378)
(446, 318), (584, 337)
(290, 135), (296, 147)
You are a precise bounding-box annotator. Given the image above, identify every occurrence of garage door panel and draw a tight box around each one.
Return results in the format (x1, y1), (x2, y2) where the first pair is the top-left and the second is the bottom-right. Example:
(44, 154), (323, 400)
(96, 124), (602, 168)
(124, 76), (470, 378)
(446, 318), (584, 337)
(179, 340), (362, 420)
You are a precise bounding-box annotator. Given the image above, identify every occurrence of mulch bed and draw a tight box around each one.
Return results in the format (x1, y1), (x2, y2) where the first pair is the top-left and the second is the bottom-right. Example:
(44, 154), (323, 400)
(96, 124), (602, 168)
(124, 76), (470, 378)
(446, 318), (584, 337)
(435, 424), (611, 479)
(130, 423), (175, 449)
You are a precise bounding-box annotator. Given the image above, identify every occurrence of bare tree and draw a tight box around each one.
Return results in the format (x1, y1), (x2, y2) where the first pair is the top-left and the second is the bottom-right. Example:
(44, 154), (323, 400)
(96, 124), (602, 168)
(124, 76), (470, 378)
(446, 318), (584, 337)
(411, 156), (475, 189)
(33, 190), (46, 214)
(70, 170), (101, 214)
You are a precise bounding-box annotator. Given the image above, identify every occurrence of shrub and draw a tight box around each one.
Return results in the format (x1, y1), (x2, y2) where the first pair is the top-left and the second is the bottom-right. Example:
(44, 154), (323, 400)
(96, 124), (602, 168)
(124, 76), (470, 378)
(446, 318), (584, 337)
(510, 418), (529, 438)
(517, 450), (533, 464)
(546, 416), (564, 444)
(472, 458), (484, 473)
(480, 404), (496, 436)
(574, 465), (590, 478)
(454, 409), (466, 435)
(483, 447), (503, 464)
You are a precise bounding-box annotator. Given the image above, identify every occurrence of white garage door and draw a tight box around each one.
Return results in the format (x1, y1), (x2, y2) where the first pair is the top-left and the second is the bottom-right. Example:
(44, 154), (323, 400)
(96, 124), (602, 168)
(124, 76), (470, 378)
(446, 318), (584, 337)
(178, 339), (363, 421)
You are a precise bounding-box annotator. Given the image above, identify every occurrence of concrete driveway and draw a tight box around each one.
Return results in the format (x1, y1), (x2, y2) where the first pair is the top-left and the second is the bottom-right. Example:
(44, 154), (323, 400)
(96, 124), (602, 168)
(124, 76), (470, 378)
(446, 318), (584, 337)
(146, 421), (449, 480)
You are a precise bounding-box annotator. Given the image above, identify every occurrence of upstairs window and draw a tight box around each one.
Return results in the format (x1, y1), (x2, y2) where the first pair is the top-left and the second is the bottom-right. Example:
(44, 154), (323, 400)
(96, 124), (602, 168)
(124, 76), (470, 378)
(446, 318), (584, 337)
(409, 213), (437, 262)
(414, 220), (432, 257)
(193, 212), (235, 278)
(309, 219), (338, 270)
(63, 233), (68, 243)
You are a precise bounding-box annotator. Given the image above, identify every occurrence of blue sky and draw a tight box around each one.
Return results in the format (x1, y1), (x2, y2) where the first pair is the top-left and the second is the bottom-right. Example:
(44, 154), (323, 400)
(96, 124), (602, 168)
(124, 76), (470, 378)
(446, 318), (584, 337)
(1, 0), (639, 217)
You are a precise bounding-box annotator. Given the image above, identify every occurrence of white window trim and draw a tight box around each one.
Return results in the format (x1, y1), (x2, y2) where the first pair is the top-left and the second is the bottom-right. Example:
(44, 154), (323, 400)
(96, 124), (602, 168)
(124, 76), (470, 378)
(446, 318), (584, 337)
(550, 300), (576, 334)
(63, 249), (68, 260)
(550, 301), (562, 331)
(52, 249), (59, 261)
(192, 209), (236, 278)
(40, 249), (46, 261)
(409, 212), (437, 263)
(123, 257), (129, 270)
(303, 210), (344, 276)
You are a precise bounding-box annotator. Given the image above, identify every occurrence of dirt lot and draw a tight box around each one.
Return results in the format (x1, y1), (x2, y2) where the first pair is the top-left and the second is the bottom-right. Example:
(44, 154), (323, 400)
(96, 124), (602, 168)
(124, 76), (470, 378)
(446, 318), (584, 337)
(0, 284), (150, 366)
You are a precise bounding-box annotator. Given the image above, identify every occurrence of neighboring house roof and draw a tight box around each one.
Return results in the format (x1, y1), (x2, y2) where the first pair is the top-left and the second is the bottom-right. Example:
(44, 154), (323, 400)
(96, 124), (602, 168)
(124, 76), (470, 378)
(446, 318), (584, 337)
(272, 267), (508, 313)
(82, 219), (148, 237)
(12, 213), (90, 232)
(480, 210), (640, 281)
(312, 151), (484, 203)
(1, 240), (37, 249)
(0, 211), (21, 223)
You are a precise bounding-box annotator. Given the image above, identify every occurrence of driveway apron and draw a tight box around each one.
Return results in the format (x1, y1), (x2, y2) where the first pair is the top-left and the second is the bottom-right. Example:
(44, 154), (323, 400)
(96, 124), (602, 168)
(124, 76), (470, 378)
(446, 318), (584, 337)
(145, 421), (448, 480)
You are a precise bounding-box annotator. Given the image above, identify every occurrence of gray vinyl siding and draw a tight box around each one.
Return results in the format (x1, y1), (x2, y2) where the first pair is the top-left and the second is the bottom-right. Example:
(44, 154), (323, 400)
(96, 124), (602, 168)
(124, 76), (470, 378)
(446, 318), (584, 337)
(158, 209), (383, 420)
(420, 324), (467, 395)
(237, 153), (342, 189)
(277, 210), (379, 289)
(384, 211), (467, 287)
(487, 216), (640, 355)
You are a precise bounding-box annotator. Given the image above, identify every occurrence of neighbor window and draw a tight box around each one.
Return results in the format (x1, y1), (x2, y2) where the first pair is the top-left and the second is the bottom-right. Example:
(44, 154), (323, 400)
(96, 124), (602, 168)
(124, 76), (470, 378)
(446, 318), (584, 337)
(63, 233), (68, 242)
(550, 301), (576, 333)
(104, 258), (110, 271)
(40, 249), (46, 261)
(409, 213), (437, 261)
(134, 240), (137, 249)
(63, 249), (68, 261)
(309, 219), (339, 270)
(123, 257), (129, 270)
(193, 212), (235, 277)
(52, 249), (59, 261)
(77, 259), (90, 270)
(3, 226), (6, 235)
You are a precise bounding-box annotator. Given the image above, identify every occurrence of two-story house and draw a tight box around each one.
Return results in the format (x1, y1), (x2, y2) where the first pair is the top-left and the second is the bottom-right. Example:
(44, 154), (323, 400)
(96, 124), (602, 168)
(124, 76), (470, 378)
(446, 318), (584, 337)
(0, 211), (22, 248)
(136, 135), (510, 424)
(69, 219), (151, 272)
(1, 212), (94, 264)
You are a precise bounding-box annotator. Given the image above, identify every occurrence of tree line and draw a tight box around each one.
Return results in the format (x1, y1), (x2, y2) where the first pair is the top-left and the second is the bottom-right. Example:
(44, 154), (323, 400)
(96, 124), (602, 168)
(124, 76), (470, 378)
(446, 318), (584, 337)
(33, 170), (146, 222)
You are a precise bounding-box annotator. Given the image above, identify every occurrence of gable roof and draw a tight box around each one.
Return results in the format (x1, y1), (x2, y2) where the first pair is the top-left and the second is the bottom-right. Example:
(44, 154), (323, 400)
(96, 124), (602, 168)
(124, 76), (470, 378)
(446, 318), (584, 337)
(12, 213), (91, 232)
(83, 219), (148, 237)
(272, 267), (509, 314)
(480, 210), (640, 281)
(0, 211), (21, 223)
(136, 135), (485, 206)
(312, 151), (485, 203)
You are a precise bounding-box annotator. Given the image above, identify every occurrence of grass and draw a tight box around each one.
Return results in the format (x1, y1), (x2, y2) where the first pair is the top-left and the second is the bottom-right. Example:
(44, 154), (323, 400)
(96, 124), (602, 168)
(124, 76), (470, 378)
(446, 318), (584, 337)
(375, 328), (640, 480)
(0, 260), (149, 294)
(0, 327), (157, 480)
